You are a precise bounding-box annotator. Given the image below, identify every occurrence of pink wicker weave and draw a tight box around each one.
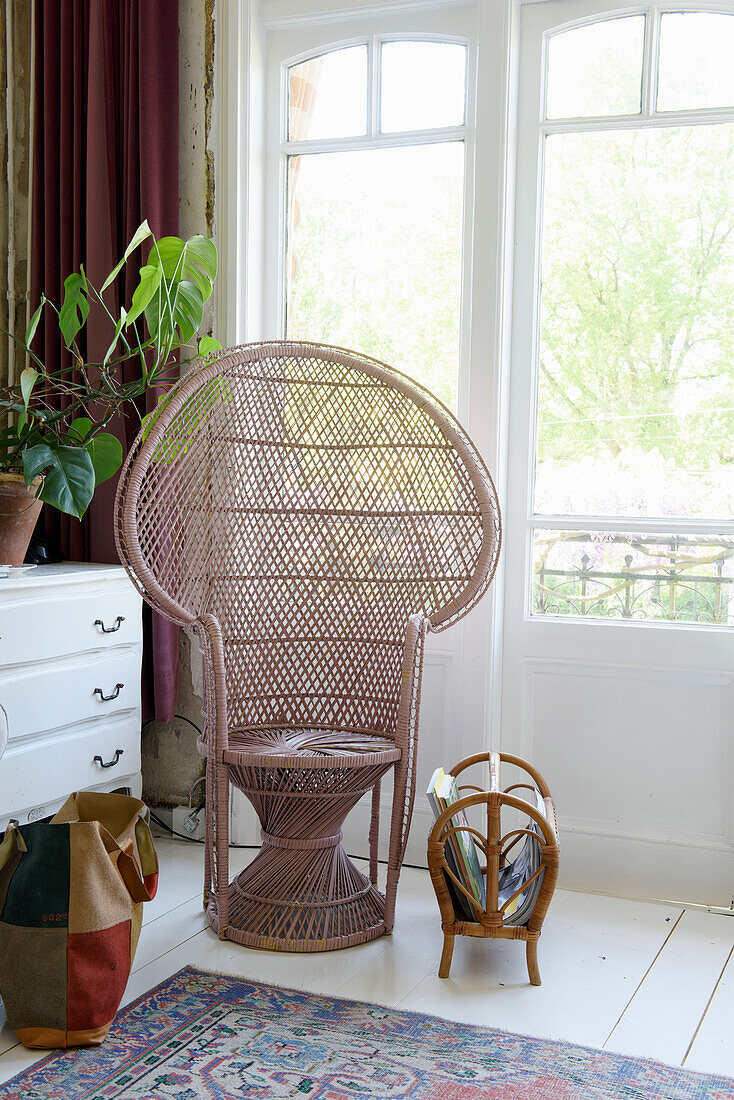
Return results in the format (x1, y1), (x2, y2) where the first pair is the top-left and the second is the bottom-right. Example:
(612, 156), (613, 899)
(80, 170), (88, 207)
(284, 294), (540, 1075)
(114, 342), (501, 951)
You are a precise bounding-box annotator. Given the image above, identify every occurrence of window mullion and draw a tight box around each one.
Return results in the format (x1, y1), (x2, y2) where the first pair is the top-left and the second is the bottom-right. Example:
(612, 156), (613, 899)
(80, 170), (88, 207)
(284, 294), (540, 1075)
(282, 126), (467, 155)
(642, 3), (661, 117)
(368, 35), (379, 137)
(529, 515), (734, 537)
(542, 105), (734, 135)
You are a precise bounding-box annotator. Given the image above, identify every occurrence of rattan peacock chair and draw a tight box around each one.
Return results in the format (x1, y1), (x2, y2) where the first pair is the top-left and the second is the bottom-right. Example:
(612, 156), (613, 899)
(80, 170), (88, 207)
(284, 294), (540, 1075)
(115, 342), (501, 952)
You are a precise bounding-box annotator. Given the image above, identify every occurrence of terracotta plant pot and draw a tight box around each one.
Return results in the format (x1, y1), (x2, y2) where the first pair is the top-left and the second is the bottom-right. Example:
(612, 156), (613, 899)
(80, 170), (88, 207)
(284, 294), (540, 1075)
(0, 474), (43, 567)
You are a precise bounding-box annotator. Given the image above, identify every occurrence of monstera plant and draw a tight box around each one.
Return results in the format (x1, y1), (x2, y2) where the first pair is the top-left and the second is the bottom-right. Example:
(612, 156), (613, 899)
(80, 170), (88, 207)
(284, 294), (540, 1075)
(0, 222), (220, 564)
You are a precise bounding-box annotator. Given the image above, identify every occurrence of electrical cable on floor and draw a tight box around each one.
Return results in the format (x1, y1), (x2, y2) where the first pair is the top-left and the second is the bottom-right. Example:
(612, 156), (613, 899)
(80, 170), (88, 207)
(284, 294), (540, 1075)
(150, 808), (427, 866)
(142, 714), (219, 844)
(149, 810), (257, 850)
(149, 810), (205, 844)
(142, 713), (203, 735)
(149, 811), (397, 867)
(188, 775), (206, 807)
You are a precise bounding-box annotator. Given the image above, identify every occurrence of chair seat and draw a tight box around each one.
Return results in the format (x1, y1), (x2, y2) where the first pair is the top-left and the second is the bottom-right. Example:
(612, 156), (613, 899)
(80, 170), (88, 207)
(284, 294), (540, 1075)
(203, 727), (401, 770)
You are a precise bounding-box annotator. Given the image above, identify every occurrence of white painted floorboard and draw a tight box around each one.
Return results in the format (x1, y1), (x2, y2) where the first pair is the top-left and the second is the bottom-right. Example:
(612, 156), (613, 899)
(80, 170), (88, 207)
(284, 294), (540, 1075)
(1, 836), (733, 1088)
(604, 908), (734, 1067)
(393, 891), (684, 1049)
(683, 941), (734, 1077)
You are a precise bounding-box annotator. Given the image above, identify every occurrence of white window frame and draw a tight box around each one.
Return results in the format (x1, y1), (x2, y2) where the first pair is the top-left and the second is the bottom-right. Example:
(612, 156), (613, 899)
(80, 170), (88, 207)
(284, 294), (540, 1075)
(264, 36), (475, 431)
(274, 32), (473, 364)
(516, 0), (734, 627)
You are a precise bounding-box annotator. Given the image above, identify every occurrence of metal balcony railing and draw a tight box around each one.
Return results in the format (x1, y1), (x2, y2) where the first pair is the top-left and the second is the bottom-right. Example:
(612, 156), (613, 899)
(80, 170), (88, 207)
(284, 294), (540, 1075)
(533, 534), (734, 624)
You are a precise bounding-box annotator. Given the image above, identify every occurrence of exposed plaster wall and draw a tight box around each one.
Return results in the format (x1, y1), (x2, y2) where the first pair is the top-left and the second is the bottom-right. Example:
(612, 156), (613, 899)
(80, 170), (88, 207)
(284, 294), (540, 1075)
(140, 0), (216, 807)
(0, 0), (32, 391)
(139, 627), (207, 806)
(179, 0), (216, 244)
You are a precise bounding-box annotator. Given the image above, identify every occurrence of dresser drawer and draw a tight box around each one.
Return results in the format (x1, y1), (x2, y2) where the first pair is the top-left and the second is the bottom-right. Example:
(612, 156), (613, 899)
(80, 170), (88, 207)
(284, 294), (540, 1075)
(0, 585), (142, 667)
(0, 649), (141, 743)
(0, 717), (141, 825)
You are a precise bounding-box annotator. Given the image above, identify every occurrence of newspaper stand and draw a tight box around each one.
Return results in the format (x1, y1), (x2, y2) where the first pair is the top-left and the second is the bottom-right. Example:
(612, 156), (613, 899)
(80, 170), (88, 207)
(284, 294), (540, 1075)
(427, 752), (560, 985)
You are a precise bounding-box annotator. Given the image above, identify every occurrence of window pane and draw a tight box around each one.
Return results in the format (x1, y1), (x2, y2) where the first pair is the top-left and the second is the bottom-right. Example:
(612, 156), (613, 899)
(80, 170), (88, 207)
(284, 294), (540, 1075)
(658, 13), (734, 112)
(545, 17), (644, 119)
(288, 46), (367, 141)
(535, 125), (734, 519)
(286, 143), (463, 409)
(381, 42), (466, 132)
(532, 530), (734, 625)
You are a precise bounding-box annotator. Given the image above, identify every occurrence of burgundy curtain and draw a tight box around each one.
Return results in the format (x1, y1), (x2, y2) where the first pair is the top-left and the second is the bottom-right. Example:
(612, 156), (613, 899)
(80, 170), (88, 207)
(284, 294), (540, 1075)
(30, 0), (180, 722)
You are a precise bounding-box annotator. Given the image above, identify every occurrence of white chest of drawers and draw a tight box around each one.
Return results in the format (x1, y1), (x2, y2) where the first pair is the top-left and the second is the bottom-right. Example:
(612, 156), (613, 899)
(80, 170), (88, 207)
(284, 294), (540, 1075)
(0, 563), (143, 832)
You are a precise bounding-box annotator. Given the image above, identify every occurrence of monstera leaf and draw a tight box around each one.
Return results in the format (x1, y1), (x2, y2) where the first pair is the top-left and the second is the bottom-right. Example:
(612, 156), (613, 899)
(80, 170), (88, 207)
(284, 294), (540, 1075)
(101, 220), (153, 292)
(144, 278), (204, 349)
(58, 273), (90, 347)
(22, 443), (96, 518)
(125, 235), (217, 356)
(66, 418), (123, 485)
(148, 235), (217, 300)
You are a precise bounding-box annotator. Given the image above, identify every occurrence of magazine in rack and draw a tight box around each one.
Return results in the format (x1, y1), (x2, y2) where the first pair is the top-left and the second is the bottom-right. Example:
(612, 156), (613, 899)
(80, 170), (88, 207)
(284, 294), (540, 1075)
(426, 768), (486, 919)
(427, 757), (547, 926)
(498, 784), (546, 926)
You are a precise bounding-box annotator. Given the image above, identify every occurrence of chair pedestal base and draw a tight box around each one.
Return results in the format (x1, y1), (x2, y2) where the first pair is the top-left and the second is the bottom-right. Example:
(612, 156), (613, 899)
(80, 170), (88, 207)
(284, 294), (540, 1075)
(205, 837), (388, 952)
(207, 755), (398, 951)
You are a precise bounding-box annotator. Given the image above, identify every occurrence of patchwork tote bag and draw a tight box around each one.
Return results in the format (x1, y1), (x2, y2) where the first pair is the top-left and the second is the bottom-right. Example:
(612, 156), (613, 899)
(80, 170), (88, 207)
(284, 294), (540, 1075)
(0, 790), (158, 1049)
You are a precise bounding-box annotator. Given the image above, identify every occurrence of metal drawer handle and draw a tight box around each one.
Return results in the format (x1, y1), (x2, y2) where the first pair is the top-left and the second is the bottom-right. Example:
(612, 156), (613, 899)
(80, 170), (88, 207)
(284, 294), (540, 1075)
(94, 616), (125, 634)
(94, 749), (124, 769)
(94, 683), (124, 702)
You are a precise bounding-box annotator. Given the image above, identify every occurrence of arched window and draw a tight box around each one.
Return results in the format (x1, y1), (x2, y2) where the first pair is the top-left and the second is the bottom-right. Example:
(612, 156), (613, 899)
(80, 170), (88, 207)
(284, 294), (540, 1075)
(280, 37), (470, 410)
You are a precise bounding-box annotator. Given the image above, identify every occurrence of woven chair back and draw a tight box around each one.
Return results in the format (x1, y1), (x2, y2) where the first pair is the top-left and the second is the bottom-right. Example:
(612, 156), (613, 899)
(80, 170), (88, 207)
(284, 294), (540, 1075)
(116, 343), (500, 738)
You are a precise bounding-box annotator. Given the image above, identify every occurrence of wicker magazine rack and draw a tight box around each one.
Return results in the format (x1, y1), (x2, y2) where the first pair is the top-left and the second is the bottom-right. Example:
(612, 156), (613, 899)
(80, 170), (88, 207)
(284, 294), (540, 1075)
(427, 752), (559, 985)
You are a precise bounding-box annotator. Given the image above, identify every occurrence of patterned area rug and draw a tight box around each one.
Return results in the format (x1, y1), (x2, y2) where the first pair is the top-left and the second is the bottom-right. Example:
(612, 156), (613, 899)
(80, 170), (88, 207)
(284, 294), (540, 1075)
(1, 966), (733, 1099)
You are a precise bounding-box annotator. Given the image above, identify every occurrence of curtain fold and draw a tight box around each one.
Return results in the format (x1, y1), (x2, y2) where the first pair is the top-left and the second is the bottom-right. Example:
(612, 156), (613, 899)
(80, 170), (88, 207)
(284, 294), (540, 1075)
(30, 0), (180, 722)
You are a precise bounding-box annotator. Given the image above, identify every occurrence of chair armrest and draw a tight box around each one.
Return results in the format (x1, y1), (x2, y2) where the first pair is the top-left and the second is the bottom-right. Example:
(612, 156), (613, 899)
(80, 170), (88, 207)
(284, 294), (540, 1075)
(193, 612), (229, 759)
(391, 613), (431, 863)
